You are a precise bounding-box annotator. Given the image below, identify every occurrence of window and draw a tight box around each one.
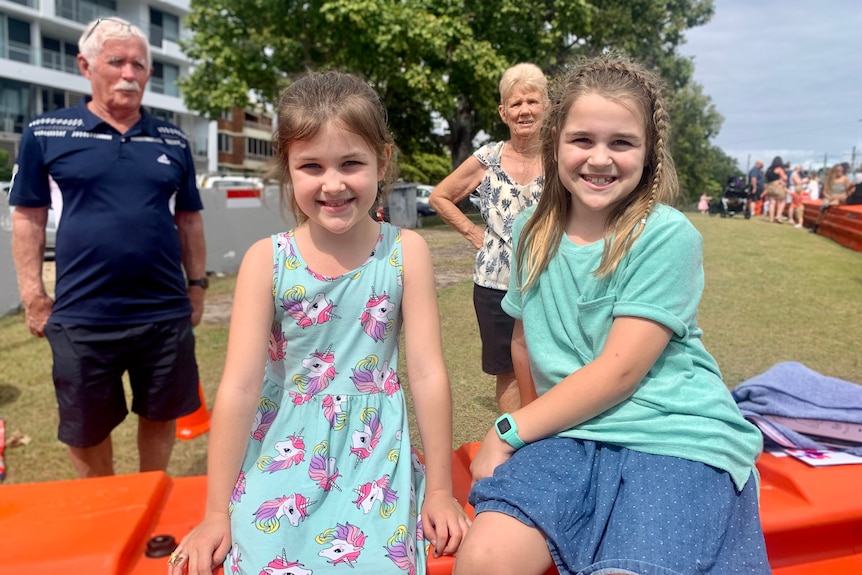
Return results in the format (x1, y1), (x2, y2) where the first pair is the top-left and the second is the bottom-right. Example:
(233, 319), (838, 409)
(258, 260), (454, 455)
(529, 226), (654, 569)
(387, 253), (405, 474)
(64, 43), (79, 74)
(41, 88), (67, 113)
(151, 61), (180, 97)
(162, 13), (179, 42)
(8, 0), (39, 8)
(41, 36), (80, 74)
(0, 78), (32, 134)
(147, 107), (176, 124)
(57, 0), (117, 24)
(217, 133), (233, 154)
(149, 8), (180, 45)
(5, 17), (32, 64)
(246, 137), (273, 159)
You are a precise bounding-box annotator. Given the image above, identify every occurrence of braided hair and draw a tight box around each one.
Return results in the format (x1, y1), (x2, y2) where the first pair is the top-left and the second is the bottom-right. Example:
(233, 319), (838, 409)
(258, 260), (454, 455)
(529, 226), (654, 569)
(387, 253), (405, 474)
(517, 54), (679, 290)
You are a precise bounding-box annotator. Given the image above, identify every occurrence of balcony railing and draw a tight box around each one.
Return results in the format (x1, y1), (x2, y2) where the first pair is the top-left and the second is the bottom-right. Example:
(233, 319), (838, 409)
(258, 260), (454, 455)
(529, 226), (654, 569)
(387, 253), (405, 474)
(41, 49), (80, 74)
(57, 0), (116, 25)
(1, 115), (26, 134)
(7, 0), (39, 8)
(148, 78), (180, 98)
(7, 40), (32, 64)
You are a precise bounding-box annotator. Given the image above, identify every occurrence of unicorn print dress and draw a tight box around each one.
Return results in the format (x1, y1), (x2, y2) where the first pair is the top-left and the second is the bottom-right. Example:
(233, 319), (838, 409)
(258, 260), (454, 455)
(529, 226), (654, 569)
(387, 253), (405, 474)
(227, 223), (427, 575)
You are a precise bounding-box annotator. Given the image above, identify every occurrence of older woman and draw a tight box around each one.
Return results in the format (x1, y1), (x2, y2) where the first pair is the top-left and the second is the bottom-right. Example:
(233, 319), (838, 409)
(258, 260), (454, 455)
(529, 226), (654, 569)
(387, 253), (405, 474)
(430, 63), (548, 413)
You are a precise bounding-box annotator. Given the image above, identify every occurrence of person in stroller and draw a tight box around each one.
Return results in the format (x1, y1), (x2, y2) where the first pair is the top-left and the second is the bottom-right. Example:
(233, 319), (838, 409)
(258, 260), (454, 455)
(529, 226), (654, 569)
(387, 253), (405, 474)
(715, 175), (750, 218)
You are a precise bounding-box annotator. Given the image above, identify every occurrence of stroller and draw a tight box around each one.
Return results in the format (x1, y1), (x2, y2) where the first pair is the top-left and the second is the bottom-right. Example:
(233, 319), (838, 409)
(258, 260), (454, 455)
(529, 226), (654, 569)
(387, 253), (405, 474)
(710, 175), (750, 219)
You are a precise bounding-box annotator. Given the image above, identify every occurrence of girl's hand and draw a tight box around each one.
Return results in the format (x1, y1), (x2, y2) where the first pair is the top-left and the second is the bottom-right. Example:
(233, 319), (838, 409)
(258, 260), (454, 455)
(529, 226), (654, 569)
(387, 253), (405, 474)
(470, 426), (516, 484)
(421, 489), (472, 557)
(167, 511), (232, 575)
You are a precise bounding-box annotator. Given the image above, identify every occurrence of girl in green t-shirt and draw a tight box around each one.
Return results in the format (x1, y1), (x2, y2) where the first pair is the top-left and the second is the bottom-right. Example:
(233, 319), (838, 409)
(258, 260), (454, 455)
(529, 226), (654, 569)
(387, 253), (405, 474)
(454, 55), (770, 575)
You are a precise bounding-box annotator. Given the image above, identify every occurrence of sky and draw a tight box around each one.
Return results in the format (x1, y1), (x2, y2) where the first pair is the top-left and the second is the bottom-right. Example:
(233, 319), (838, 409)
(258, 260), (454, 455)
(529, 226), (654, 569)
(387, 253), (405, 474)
(677, 0), (862, 174)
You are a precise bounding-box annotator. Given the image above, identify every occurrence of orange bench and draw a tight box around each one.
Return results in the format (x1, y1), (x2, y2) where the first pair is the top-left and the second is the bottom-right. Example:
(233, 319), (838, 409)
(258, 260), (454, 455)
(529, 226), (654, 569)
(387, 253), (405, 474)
(803, 201), (862, 254)
(3, 443), (862, 574)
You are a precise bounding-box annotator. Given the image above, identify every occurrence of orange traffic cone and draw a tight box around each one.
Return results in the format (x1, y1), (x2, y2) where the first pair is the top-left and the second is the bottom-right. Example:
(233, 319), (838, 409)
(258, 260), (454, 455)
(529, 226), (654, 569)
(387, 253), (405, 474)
(176, 382), (211, 440)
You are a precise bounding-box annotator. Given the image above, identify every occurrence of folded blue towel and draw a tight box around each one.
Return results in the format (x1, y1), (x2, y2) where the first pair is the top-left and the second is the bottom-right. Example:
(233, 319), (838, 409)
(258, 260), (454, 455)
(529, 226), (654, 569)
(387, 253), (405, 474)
(733, 361), (862, 455)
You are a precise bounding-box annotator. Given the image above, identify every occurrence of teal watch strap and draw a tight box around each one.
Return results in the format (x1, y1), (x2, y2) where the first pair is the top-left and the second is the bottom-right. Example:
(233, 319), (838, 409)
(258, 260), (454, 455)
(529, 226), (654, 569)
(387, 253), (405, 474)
(495, 413), (526, 450)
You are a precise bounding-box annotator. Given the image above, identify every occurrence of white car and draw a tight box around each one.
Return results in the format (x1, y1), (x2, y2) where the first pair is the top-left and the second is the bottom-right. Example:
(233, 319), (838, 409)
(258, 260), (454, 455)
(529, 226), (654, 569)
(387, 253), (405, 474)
(4, 180), (57, 260)
(415, 184), (436, 217)
(469, 190), (481, 210)
(199, 174), (264, 190)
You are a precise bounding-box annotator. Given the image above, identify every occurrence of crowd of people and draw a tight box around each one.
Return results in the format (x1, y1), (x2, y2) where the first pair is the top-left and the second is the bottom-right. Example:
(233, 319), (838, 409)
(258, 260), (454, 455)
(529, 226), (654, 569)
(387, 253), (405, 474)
(11, 16), (779, 575)
(746, 158), (861, 230)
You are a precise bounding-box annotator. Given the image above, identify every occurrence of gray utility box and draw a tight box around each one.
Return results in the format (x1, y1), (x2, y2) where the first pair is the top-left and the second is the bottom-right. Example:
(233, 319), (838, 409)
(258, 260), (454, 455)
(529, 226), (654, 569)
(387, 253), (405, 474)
(384, 181), (419, 229)
(0, 206), (19, 316)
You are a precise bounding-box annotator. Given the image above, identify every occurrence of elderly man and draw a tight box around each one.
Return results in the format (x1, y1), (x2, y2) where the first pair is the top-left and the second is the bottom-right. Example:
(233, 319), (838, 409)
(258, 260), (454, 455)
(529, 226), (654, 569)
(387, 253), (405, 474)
(9, 17), (207, 478)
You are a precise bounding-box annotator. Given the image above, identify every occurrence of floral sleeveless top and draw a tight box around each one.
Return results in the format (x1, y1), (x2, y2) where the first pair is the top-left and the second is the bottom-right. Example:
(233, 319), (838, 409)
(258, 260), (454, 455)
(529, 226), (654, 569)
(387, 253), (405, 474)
(472, 140), (543, 290)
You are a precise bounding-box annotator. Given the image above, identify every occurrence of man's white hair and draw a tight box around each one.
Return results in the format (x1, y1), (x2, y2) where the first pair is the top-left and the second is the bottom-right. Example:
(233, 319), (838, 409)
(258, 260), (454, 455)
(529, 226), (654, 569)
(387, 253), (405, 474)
(78, 17), (151, 68)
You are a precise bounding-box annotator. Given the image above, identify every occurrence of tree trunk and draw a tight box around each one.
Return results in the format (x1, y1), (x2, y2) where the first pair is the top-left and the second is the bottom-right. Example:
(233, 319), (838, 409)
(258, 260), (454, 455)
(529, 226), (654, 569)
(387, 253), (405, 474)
(448, 98), (478, 211)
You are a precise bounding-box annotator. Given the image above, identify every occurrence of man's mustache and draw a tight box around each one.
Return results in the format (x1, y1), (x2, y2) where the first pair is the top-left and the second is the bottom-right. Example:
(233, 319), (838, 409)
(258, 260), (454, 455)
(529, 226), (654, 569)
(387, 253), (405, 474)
(114, 81), (141, 92)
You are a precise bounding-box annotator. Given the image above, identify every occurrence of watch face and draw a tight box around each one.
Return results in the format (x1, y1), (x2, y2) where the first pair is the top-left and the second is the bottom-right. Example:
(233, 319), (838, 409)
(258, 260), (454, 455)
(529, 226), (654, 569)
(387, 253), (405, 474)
(497, 418), (512, 434)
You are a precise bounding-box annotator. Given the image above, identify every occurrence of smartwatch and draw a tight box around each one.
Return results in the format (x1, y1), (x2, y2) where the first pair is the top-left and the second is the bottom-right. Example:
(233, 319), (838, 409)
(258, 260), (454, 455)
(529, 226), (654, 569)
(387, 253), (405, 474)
(187, 277), (209, 289)
(494, 413), (526, 450)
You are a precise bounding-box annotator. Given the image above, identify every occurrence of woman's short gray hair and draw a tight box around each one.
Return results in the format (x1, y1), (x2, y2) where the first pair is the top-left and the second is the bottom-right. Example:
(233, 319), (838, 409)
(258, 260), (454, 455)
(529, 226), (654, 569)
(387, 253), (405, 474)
(499, 63), (548, 104)
(78, 17), (151, 67)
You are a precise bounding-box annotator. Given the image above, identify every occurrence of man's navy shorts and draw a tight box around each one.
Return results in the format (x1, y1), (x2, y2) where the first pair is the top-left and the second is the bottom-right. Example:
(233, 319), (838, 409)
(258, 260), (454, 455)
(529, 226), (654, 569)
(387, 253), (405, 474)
(44, 317), (201, 448)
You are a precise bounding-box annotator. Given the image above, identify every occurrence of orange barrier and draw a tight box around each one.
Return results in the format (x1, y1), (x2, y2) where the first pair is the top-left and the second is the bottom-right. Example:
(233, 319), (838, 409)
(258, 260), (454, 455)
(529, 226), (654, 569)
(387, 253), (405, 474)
(175, 382), (210, 440)
(3, 443), (861, 574)
(803, 201), (862, 254)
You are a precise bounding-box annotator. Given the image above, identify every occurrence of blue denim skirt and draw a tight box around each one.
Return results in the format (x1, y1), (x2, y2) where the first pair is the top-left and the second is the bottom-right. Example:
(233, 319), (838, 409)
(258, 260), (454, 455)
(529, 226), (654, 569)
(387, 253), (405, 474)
(469, 437), (770, 575)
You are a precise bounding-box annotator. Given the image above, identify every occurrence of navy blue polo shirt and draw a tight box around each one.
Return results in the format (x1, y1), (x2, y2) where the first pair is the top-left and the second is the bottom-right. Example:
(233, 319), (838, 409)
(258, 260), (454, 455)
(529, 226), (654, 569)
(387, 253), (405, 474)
(9, 98), (203, 325)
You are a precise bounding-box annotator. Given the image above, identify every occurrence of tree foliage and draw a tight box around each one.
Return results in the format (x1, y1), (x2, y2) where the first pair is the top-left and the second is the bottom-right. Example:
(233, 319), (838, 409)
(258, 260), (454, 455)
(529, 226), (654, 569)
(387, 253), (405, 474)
(0, 150), (12, 182)
(180, 0), (737, 203)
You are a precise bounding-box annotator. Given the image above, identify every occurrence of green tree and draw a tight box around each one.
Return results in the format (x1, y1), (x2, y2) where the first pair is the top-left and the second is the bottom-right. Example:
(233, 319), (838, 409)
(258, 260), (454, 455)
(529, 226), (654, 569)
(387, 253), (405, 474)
(668, 81), (725, 204)
(0, 150), (13, 182)
(180, 0), (730, 201)
(397, 152), (452, 185)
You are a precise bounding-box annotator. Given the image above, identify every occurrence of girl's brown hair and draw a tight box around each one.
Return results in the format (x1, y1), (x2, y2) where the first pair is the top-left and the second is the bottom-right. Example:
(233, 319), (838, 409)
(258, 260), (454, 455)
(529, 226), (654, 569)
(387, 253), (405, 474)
(272, 71), (398, 224)
(517, 54), (678, 290)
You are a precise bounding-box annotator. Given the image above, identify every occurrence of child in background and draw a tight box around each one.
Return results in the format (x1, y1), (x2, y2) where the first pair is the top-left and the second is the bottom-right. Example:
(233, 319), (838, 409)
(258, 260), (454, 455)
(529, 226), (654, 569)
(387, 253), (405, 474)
(453, 55), (769, 575)
(788, 178), (809, 229)
(170, 72), (469, 575)
(806, 171), (821, 201)
(697, 192), (711, 214)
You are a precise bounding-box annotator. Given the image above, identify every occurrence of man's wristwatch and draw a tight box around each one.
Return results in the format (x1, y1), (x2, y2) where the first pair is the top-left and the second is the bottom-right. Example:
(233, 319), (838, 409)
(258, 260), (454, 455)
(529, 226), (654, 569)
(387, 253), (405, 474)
(494, 413), (526, 450)
(187, 277), (209, 289)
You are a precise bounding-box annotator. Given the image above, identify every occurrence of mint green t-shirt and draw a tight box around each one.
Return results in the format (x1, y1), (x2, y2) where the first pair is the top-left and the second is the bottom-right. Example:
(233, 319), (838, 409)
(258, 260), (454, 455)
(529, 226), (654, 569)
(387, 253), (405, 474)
(502, 204), (761, 490)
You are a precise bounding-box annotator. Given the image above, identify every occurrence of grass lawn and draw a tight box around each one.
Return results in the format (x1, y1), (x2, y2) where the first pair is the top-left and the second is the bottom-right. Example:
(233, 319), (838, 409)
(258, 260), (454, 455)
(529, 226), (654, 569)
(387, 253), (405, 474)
(1, 212), (860, 484)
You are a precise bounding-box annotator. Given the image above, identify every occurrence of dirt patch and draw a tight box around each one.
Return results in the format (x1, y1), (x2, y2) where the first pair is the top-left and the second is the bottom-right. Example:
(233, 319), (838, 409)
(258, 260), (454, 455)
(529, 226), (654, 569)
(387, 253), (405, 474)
(202, 294), (234, 325)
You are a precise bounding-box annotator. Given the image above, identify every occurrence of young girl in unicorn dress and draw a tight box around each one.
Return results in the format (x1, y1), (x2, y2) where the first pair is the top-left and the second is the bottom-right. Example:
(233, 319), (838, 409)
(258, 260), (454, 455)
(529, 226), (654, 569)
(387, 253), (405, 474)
(453, 55), (770, 575)
(170, 72), (469, 575)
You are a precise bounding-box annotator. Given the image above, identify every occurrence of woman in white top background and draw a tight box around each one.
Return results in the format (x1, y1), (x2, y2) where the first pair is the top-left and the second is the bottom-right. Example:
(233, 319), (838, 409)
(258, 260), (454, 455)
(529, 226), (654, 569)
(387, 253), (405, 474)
(430, 63), (548, 413)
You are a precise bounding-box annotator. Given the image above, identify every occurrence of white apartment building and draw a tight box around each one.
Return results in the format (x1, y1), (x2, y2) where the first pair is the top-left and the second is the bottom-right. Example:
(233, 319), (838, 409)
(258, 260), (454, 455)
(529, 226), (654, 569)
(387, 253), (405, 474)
(0, 0), (217, 174)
